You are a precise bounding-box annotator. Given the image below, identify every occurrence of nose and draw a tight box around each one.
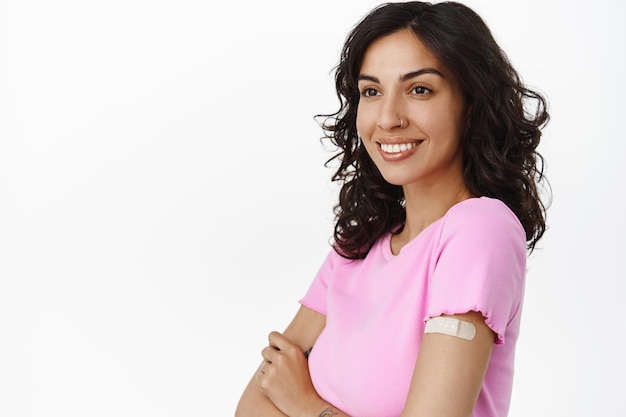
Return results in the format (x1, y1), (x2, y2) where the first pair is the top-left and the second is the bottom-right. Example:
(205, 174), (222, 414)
(377, 94), (406, 130)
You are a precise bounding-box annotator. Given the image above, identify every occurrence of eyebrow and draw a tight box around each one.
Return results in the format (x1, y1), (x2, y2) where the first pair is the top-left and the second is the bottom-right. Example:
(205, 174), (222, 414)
(357, 68), (444, 83)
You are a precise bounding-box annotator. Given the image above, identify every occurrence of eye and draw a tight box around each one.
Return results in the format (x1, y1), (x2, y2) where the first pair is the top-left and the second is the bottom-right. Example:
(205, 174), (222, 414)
(411, 85), (432, 95)
(360, 87), (380, 97)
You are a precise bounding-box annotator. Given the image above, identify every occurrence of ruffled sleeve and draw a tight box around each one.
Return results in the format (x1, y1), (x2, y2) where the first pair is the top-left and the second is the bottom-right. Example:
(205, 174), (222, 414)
(425, 198), (527, 344)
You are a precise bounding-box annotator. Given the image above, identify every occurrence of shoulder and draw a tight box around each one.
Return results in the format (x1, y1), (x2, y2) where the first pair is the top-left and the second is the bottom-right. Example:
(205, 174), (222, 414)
(317, 244), (364, 275)
(440, 197), (526, 250)
(446, 197), (521, 225)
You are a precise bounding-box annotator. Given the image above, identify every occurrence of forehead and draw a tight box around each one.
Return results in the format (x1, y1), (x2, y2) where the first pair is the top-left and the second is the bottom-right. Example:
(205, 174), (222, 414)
(359, 29), (443, 77)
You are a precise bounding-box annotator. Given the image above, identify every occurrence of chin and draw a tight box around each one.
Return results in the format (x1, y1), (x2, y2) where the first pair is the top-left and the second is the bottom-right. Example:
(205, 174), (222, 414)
(379, 173), (417, 187)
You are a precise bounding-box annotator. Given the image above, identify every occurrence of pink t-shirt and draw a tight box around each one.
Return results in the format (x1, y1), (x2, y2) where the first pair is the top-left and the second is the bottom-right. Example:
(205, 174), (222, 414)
(300, 197), (527, 417)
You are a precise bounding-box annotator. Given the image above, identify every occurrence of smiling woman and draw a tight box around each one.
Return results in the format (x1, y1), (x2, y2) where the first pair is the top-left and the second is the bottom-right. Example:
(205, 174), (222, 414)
(355, 29), (473, 255)
(356, 29), (469, 195)
(236, 2), (549, 417)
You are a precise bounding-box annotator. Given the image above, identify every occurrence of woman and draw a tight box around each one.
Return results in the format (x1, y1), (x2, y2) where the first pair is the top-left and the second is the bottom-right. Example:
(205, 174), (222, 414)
(236, 2), (549, 416)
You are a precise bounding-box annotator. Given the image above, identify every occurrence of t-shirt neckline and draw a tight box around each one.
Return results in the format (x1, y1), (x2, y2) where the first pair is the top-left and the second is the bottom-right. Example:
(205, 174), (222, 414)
(381, 217), (443, 261)
(381, 197), (482, 261)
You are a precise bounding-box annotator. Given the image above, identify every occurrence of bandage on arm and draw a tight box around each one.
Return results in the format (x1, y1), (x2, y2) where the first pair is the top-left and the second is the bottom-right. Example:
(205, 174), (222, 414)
(424, 316), (476, 340)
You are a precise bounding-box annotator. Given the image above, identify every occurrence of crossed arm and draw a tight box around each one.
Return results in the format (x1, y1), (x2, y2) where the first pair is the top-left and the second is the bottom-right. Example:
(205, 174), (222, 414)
(235, 305), (326, 417)
(235, 306), (494, 417)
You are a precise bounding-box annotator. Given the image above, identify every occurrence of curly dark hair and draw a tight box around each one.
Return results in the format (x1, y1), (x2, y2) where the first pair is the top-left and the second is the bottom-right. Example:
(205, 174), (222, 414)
(320, 1), (550, 260)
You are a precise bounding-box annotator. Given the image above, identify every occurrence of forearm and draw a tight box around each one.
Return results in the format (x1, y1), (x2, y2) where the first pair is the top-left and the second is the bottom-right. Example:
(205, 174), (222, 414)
(237, 307), (327, 417)
(306, 405), (351, 417)
(236, 374), (350, 417)
(236, 372), (288, 417)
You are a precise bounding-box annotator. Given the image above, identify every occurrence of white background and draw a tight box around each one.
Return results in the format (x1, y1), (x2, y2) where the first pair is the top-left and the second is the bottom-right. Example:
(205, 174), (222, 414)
(1, 0), (624, 415)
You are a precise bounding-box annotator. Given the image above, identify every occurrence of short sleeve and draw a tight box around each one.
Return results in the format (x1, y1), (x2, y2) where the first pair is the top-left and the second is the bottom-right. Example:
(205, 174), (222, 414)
(299, 248), (338, 316)
(425, 198), (527, 344)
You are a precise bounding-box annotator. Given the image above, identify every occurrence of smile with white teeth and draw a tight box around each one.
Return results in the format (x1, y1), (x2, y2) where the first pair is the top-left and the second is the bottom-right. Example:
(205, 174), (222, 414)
(380, 142), (419, 154)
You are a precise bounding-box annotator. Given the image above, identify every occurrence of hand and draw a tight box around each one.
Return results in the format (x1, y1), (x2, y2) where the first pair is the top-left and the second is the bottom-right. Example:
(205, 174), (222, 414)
(256, 331), (324, 417)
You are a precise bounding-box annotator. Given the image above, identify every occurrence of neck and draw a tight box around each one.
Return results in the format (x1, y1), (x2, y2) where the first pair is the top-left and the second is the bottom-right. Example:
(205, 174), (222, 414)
(399, 180), (473, 242)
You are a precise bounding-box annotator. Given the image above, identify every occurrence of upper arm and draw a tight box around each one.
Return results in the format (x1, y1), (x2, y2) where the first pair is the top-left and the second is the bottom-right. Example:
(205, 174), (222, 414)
(401, 200), (524, 416)
(282, 304), (326, 352)
(235, 305), (326, 417)
(400, 311), (495, 417)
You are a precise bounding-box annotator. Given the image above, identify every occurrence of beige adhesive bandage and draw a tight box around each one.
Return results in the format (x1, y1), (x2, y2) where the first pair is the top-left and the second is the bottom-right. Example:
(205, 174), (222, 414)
(424, 316), (476, 340)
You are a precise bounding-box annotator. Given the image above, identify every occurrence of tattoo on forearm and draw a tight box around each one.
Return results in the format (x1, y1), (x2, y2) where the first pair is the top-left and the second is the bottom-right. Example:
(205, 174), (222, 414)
(318, 407), (338, 417)
(304, 346), (313, 359)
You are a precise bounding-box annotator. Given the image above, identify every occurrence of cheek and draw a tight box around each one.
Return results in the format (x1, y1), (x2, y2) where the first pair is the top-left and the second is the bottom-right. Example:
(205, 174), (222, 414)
(356, 105), (373, 136)
(356, 115), (378, 158)
(430, 108), (466, 144)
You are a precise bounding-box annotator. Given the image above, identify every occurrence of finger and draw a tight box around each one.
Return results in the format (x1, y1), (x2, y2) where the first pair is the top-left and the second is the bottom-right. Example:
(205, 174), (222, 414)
(261, 346), (280, 362)
(255, 363), (267, 392)
(268, 331), (297, 353)
(267, 331), (285, 349)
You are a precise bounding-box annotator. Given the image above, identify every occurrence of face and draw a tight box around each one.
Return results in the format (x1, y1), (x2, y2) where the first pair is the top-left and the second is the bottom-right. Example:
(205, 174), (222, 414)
(356, 29), (468, 190)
